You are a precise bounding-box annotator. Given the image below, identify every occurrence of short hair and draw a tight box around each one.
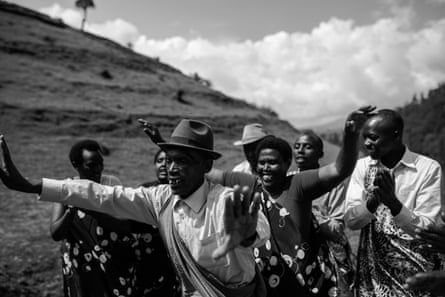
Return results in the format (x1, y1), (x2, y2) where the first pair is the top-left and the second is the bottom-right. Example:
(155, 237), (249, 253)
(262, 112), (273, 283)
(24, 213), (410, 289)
(255, 135), (292, 163)
(153, 149), (165, 164)
(294, 129), (323, 153)
(69, 139), (102, 167)
(375, 109), (404, 134)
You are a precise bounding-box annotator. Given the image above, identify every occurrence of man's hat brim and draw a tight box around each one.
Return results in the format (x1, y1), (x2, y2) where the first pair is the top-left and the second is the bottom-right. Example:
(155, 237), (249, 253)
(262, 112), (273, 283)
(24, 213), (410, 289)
(233, 136), (267, 146)
(158, 142), (222, 160)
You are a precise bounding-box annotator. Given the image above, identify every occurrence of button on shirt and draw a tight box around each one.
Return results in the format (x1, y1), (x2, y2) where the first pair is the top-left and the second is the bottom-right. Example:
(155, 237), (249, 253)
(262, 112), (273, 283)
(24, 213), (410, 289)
(40, 178), (270, 286)
(344, 147), (442, 236)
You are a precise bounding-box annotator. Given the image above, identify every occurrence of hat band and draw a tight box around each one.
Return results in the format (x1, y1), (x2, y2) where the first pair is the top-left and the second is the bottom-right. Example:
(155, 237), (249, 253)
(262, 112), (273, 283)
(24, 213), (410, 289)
(170, 136), (213, 151)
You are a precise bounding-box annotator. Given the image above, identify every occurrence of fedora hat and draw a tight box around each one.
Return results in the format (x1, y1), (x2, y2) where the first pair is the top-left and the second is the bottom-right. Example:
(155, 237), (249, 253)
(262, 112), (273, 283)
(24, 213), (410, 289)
(233, 123), (267, 146)
(158, 119), (221, 160)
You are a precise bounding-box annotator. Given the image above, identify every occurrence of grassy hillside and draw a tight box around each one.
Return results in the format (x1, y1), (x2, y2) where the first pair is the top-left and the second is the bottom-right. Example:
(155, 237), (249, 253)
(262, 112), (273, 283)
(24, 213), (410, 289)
(0, 2), (340, 296)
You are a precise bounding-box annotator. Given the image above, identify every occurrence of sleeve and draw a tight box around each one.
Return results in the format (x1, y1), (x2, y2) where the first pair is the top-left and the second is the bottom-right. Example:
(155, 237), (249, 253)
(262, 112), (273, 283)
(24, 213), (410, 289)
(344, 160), (376, 229)
(297, 169), (329, 201)
(221, 171), (257, 190)
(39, 178), (161, 227)
(393, 162), (442, 235)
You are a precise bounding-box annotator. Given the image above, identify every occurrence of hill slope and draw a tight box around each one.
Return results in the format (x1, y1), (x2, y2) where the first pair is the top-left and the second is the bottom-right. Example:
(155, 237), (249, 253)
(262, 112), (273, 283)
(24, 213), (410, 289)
(398, 83), (445, 170)
(0, 2), (339, 296)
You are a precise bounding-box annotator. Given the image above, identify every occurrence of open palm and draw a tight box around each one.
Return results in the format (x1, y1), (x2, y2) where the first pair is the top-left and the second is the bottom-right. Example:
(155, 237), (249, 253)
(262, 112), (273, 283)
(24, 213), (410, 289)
(212, 185), (261, 260)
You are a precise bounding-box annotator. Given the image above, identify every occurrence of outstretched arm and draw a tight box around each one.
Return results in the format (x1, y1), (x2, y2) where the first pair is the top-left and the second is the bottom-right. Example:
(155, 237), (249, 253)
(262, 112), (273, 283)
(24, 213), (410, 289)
(0, 135), (42, 194)
(212, 185), (263, 259)
(317, 106), (376, 192)
(138, 119), (165, 144)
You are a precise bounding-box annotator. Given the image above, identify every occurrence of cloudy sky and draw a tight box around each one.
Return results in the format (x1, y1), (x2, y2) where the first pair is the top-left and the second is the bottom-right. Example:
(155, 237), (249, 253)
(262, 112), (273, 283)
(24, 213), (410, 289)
(10, 0), (445, 129)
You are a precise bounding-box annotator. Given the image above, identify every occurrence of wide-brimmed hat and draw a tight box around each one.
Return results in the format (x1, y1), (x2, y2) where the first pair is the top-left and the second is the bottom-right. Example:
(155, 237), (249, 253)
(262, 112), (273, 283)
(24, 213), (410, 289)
(158, 119), (221, 160)
(233, 123), (267, 146)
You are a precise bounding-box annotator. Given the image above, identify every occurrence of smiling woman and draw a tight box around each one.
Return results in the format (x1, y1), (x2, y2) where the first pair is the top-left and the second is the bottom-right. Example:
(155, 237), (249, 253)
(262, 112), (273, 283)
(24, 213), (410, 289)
(207, 106), (374, 297)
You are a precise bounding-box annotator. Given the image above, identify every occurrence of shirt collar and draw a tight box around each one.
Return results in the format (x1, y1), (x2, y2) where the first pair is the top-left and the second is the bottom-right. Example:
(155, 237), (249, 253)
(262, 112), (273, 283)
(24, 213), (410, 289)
(394, 146), (417, 170)
(173, 180), (208, 213)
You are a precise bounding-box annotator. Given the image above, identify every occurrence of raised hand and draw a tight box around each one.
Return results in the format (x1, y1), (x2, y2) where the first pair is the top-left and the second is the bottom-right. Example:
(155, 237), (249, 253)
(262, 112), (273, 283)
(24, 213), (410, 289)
(344, 105), (377, 134)
(212, 185), (261, 260)
(404, 270), (445, 295)
(0, 135), (41, 193)
(415, 211), (445, 254)
(138, 119), (165, 144)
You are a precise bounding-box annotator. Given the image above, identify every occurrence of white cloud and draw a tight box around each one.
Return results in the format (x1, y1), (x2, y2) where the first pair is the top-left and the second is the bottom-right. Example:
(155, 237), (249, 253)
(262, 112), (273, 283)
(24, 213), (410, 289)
(39, 4), (139, 46)
(39, 4), (445, 128)
(39, 3), (82, 28)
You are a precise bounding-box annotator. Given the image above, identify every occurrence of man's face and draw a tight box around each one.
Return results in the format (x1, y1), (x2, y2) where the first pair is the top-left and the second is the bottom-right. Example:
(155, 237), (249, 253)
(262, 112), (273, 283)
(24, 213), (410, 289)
(165, 148), (210, 198)
(293, 135), (322, 170)
(257, 148), (290, 193)
(77, 149), (104, 183)
(155, 151), (170, 183)
(362, 117), (397, 160)
(243, 141), (260, 169)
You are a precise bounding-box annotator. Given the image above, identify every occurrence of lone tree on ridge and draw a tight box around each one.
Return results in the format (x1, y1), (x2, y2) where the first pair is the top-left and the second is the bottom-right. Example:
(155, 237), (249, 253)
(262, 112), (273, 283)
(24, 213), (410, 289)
(75, 0), (95, 31)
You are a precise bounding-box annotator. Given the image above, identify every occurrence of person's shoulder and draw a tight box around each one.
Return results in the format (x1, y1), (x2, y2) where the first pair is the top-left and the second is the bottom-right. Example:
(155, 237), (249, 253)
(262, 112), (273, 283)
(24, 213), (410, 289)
(404, 149), (441, 171)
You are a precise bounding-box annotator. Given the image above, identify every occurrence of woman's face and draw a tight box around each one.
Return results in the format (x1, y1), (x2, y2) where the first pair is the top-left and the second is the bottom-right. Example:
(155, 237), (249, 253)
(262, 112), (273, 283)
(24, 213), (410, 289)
(155, 151), (170, 183)
(257, 148), (290, 194)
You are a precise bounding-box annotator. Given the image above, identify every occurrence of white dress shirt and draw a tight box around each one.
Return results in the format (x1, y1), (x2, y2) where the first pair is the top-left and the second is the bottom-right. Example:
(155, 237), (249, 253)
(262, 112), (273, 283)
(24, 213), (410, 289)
(344, 147), (442, 236)
(39, 178), (270, 286)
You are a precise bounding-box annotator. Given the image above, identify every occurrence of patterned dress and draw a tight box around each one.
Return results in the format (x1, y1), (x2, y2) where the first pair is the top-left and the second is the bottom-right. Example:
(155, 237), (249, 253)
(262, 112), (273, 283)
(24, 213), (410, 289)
(60, 208), (138, 297)
(222, 171), (339, 297)
(60, 176), (179, 297)
(256, 193), (339, 297)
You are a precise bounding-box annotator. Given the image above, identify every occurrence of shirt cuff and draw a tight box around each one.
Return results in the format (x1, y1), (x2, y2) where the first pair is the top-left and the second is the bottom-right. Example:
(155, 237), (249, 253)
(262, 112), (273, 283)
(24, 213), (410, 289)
(393, 205), (414, 227)
(38, 178), (65, 202)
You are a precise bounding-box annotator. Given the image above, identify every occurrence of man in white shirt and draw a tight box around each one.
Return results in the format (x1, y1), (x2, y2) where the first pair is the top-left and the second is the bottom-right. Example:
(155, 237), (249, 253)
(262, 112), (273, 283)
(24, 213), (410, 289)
(233, 123), (268, 175)
(0, 119), (270, 297)
(344, 109), (442, 297)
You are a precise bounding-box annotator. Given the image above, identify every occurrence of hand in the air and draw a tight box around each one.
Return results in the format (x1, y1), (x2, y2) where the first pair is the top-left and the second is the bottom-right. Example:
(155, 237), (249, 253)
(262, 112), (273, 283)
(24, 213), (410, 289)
(212, 185), (261, 260)
(0, 135), (40, 193)
(138, 119), (165, 144)
(344, 105), (377, 134)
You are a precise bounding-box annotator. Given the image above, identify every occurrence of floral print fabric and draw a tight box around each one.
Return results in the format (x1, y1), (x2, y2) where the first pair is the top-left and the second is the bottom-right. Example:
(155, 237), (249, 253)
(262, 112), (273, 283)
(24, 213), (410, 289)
(61, 209), (179, 297)
(255, 194), (339, 297)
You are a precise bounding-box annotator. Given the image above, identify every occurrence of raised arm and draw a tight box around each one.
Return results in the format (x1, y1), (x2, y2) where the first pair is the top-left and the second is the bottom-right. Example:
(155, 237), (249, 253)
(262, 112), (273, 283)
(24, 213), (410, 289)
(317, 106), (376, 191)
(1, 135), (160, 226)
(138, 119), (165, 144)
(0, 135), (42, 194)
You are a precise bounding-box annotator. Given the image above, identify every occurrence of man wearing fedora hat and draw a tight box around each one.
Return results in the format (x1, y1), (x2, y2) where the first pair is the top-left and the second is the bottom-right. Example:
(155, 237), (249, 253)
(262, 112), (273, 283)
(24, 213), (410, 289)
(233, 123), (269, 175)
(0, 119), (270, 297)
